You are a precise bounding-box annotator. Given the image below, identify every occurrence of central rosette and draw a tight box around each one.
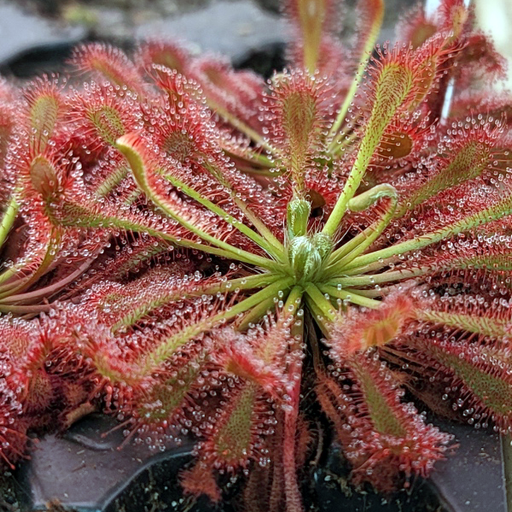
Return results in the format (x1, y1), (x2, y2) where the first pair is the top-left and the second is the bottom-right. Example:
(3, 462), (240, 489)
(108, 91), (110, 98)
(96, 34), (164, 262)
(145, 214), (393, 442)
(286, 199), (333, 284)
(287, 233), (333, 282)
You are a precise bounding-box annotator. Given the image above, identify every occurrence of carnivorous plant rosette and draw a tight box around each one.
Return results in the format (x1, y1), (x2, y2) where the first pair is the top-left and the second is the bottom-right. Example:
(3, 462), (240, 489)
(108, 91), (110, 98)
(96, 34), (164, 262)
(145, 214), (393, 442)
(0, 0), (511, 511)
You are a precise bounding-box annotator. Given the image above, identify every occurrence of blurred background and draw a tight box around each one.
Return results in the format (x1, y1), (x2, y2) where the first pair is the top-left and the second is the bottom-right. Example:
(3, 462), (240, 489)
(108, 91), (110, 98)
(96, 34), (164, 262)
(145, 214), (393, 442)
(475, 0), (512, 89)
(0, 0), (509, 84)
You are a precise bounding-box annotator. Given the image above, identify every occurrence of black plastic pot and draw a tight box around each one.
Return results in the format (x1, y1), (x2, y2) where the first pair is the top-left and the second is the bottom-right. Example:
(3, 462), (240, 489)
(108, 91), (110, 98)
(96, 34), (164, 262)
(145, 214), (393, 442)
(1, 413), (505, 512)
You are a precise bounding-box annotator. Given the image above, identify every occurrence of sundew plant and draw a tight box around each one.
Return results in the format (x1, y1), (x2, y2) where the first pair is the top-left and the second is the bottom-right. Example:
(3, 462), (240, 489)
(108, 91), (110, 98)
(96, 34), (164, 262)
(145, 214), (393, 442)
(0, 0), (511, 510)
